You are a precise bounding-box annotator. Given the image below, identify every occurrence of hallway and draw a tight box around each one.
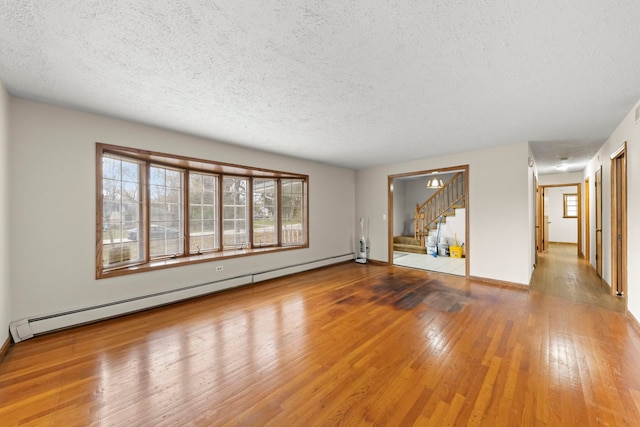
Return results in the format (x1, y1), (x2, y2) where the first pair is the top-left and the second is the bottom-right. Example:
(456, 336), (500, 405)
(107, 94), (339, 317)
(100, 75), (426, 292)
(530, 243), (626, 312)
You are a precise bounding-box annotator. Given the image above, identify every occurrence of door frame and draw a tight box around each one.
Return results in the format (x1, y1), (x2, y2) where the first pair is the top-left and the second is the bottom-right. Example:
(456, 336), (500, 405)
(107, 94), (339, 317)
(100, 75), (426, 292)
(584, 177), (590, 262)
(537, 183), (582, 255)
(595, 166), (603, 278)
(388, 164), (470, 278)
(534, 174), (539, 266)
(610, 142), (627, 298)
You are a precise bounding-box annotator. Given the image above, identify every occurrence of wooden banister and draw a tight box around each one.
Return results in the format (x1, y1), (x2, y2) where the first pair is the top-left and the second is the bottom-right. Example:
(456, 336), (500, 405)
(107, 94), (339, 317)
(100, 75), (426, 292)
(414, 172), (465, 244)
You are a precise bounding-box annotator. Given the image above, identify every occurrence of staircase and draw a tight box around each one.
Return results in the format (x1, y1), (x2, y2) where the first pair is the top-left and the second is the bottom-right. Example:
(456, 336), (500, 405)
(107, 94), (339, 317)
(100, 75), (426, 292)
(393, 236), (426, 254)
(414, 172), (466, 246)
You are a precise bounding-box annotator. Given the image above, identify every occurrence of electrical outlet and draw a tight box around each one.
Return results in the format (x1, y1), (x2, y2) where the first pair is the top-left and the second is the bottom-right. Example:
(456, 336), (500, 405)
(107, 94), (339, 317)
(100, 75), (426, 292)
(216, 266), (223, 271)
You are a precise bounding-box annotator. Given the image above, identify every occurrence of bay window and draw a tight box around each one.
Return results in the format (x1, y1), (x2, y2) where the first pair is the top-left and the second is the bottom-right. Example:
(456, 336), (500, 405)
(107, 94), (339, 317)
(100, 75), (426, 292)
(97, 144), (308, 278)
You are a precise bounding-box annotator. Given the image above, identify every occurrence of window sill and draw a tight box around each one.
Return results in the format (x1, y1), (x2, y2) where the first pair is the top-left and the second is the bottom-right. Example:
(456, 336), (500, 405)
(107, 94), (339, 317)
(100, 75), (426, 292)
(98, 244), (308, 279)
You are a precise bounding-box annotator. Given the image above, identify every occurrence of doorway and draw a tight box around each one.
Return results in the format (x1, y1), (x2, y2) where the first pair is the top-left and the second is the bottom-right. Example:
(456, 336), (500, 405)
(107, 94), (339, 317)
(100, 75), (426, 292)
(595, 166), (603, 278)
(584, 177), (590, 262)
(538, 183), (581, 255)
(611, 143), (627, 297)
(388, 166), (469, 277)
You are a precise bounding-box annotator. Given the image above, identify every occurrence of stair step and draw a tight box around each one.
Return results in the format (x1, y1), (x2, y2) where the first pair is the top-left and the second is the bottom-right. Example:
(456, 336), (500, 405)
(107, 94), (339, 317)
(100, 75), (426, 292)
(394, 236), (421, 246)
(394, 235), (426, 254)
(427, 219), (446, 229)
(393, 243), (426, 254)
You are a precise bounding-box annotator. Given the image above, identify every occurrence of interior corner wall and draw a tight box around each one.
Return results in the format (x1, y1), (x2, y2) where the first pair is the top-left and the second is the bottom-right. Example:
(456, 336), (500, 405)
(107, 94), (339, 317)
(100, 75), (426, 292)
(538, 172), (583, 186)
(584, 99), (640, 321)
(356, 142), (532, 285)
(8, 98), (356, 323)
(0, 81), (10, 338)
(527, 143), (537, 278)
(392, 180), (406, 236)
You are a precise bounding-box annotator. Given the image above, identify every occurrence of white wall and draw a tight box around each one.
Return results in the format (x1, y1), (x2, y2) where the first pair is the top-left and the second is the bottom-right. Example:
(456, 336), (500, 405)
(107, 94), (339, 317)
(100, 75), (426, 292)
(403, 179), (427, 235)
(544, 186), (578, 243)
(538, 172), (583, 186)
(357, 142), (533, 285)
(527, 145), (537, 271)
(0, 81), (10, 341)
(584, 99), (640, 320)
(438, 208), (465, 246)
(392, 179), (405, 236)
(8, 98), (356, 322)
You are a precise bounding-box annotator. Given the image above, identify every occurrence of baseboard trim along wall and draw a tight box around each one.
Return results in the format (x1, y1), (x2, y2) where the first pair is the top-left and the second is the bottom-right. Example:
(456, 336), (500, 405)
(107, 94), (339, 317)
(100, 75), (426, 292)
(9, 254), (354, 343)
(469, 276), (529, 291)
(0, 335), (10, 362)
(627, 311), (640, 338)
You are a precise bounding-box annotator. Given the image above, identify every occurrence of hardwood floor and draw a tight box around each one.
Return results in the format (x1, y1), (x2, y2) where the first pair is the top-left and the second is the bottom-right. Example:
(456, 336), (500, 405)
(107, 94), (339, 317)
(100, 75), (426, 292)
(1, 246), (640, 426)
(531, 243), (625, 311)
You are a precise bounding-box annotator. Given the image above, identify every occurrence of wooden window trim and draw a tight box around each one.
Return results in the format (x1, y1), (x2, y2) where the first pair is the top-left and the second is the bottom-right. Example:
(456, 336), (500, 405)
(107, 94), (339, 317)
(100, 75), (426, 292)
(563, 193), (578, 218)
(96, 143), (309, 279)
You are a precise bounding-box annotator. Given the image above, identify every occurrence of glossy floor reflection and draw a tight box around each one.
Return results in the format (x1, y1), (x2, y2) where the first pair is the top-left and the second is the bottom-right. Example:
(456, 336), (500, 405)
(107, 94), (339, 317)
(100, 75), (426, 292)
(1, 258), (639, 425)
(393, 251), (466, 276)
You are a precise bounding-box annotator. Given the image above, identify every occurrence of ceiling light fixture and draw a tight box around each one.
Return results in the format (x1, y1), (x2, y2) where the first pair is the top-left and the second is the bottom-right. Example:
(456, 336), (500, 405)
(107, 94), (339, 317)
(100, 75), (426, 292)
(555, 156), (570, 172)
(426, 178), (444, 189)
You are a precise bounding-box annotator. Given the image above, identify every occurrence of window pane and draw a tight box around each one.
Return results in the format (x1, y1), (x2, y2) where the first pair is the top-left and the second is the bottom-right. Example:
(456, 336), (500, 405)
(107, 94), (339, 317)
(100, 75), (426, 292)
(253, 179), (277, 246)
(102, 154), (144, 267)
(564, 194), (578, 218)
(222, 177), (248, 248)
(150, 165), (184, 258)
(202, 206), (215, 220)
(189, 172), (218, 253)
(281, 179), (305, 245)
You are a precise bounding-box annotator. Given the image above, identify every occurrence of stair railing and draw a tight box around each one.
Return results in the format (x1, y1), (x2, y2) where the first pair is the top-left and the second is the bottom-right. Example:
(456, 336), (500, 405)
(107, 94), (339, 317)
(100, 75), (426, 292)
(414, 172), (465, 245)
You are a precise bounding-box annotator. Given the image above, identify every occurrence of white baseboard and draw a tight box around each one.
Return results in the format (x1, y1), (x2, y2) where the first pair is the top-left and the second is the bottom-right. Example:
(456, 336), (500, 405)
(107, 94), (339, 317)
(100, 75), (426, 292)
(253, 254), (354, 282)
(10, 254), (354, 342)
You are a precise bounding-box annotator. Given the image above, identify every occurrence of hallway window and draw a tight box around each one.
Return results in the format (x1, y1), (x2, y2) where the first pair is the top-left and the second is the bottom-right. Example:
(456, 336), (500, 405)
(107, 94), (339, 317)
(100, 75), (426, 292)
(563, 193), (578, 218)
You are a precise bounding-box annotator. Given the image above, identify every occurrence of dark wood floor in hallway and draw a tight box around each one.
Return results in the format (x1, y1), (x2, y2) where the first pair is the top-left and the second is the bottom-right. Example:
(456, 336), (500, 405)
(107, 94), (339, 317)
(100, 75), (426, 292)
(530, 242), (626, 312)
(1, 247), (640, 426)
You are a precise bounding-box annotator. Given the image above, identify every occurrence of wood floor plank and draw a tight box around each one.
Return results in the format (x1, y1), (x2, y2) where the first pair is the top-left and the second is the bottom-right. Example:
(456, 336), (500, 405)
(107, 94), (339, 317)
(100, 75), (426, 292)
(468, 355), (502, 427)
(1, 244), (639, 425)
(442, 392), (466, 426)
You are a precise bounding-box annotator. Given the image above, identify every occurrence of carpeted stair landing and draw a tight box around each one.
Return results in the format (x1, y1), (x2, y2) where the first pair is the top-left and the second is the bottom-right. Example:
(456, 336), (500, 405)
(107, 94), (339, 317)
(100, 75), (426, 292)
(393, 236), (426, 254)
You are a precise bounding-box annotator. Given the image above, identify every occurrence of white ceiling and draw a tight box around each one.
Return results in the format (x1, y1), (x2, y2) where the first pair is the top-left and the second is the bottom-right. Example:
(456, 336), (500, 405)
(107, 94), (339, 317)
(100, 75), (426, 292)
(1, 1), (639, 171)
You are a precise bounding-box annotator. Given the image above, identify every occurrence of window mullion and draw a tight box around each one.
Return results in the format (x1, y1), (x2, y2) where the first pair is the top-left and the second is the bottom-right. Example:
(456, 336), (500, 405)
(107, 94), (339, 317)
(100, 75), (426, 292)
(183, 170), (190, 257)
(217, 173), (223, 252)
(143, 161), (151, 263)
(96, 149), (104, 275)
(277, 179), (283, 246)
(248, 178), (253, 249)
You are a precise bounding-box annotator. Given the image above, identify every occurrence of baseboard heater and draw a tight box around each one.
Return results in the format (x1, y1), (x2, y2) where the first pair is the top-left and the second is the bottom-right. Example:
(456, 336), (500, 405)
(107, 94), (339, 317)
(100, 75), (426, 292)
(10, 253), (354, 343)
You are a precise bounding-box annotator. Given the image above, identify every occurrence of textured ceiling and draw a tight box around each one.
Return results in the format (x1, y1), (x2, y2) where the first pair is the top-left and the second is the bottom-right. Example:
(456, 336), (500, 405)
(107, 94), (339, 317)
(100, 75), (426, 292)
(1, 1), (639, 171)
